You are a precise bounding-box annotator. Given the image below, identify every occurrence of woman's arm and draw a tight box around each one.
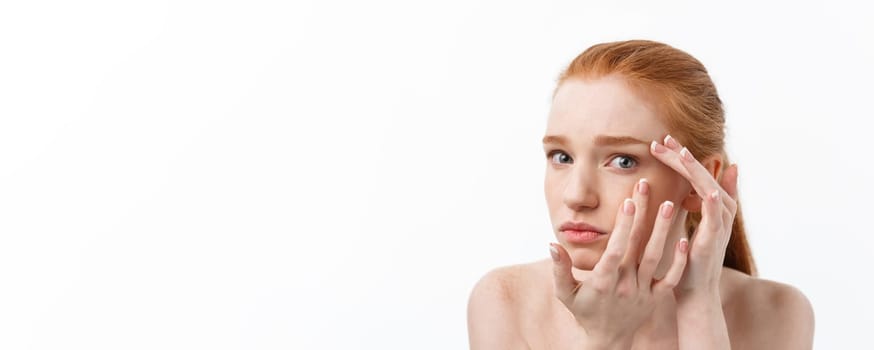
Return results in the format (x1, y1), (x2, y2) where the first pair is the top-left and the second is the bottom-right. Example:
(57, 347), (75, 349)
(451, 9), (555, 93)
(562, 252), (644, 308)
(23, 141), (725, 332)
(651, 136), (815, 349)
(650, 136), (737, 349)
(676, 294), (731, 349)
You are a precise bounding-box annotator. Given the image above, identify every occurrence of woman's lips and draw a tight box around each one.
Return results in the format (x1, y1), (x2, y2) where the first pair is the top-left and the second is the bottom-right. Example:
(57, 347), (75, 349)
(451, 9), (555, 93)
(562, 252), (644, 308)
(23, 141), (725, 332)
(561, 229), (606, 244)
(559, 221), (607, 244)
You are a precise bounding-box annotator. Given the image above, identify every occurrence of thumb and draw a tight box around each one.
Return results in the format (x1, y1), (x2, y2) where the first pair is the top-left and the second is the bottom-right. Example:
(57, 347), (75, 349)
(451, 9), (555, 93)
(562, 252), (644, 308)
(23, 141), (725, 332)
(550, 243), (580, 305)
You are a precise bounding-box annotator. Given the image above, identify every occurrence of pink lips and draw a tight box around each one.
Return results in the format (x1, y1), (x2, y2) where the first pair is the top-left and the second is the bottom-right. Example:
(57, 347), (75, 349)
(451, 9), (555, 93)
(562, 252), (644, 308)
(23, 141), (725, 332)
(559, 221), (607, 244)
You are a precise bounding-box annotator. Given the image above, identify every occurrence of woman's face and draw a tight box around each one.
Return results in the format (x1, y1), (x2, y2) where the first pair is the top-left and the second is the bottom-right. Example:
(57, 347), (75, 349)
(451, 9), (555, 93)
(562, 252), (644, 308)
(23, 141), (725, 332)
(544, 75), (692, 270)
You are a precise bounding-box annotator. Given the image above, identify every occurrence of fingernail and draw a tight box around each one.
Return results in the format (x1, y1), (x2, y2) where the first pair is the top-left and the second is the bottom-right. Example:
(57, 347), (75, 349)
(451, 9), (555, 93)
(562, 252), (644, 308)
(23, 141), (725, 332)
(638, 178), (649, 195)
(664, 134), (679, 149)
(660, 201), (674, 218)
(651, 141), (667, 154)
(679, 238), (689, 253)
(623, 198), (635, 215)
(549, 244), (559, 261)
(710, 190), (720, 201)
(680, 147), (693, 162)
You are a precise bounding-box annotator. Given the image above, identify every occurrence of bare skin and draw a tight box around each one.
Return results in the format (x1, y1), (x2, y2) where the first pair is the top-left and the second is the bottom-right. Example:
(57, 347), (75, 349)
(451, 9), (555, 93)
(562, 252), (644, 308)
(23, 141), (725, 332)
(467, 76), (814, 349)
(468, 262), (813, 349)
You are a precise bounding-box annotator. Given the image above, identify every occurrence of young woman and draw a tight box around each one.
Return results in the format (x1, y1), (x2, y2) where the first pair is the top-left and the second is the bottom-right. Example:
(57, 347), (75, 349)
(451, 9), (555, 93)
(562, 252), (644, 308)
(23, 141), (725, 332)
(467, 40), (814, 349)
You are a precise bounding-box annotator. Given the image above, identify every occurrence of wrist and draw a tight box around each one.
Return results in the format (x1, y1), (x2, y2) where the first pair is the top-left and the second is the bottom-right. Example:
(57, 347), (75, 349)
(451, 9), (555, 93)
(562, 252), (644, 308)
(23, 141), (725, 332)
(676, 290), (723, 325)
(676, 288), (720, 309)
(582, 332), (634, 350)
(675, 292), (731, 350)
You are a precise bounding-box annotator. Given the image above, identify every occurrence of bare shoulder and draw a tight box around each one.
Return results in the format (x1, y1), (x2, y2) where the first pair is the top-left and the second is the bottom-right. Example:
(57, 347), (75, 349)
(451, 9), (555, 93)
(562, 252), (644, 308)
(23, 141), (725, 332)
(467, 260), (550, 350)
(721, 268), (815, 349)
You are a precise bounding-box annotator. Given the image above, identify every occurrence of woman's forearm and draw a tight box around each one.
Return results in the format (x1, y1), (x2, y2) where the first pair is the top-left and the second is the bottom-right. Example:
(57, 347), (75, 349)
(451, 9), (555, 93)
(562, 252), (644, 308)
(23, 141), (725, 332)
(676, 295), (731, 350)
(580, 334), (634, 350)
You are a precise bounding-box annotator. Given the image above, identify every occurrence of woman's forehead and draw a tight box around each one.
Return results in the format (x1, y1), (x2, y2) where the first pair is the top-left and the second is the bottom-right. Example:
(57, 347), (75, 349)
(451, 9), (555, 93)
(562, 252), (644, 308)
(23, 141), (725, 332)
(547, 77), (668, 143)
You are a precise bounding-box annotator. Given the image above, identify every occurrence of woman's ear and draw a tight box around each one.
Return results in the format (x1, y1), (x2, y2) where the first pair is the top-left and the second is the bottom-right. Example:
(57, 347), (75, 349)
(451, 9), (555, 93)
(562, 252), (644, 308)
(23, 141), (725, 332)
(680, 153), (724, 213)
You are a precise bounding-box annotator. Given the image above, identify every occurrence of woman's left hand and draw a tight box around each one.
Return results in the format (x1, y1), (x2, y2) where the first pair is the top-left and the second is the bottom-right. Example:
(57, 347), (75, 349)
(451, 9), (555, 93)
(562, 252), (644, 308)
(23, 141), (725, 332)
(649, 135), (739, 303)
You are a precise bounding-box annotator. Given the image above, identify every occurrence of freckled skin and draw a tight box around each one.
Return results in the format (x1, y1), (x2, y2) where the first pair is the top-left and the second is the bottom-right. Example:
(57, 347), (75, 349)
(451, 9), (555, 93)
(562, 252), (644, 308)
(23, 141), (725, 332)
(544, 75), (692, 275)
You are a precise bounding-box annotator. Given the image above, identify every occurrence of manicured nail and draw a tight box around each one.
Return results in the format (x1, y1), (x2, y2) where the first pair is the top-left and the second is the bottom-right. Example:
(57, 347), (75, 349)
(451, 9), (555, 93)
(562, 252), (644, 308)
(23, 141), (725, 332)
(710, 190), (720, 201)
(680, 147), (693, 162)
(651, 141), (667, 153)
(679, 238), (689, 253)
(623, 198), (635, 215)
(660, 201), (674, 218)
(664, 134), (679, 149)
(549, 243), (559, 261)
(638, 178), (649, 195)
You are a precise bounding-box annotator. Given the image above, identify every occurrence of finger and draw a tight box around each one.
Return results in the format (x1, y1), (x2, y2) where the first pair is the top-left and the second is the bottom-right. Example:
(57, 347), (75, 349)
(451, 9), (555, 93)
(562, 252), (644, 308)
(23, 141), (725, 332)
(682, 147), (734, 215)
(650, 139), (736, 213)
(637, 200), (675, 291)
(653, 238), (689, 292)
(692, 189), (725, 249)
(650, 139), (720, 199)
(596, 198), (636, 275)
(663, 134), (681, 151)
(622, 178), (650, 267)
(550, 242), (580, 305)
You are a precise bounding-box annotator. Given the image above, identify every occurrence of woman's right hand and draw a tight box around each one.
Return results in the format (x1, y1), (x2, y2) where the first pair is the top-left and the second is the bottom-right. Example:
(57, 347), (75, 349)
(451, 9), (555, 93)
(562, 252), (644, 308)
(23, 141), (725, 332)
(549, 179), (689, 349)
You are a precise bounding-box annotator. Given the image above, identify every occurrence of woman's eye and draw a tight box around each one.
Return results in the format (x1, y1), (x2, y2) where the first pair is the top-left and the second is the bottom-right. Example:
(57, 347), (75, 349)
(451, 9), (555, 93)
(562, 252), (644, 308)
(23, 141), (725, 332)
(609, 155), (638, 169)
(548, 151), (572, 164)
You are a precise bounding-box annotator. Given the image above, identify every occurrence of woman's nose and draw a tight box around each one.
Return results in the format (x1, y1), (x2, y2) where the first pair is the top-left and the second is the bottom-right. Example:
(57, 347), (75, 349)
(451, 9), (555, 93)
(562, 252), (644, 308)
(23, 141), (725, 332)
(562, 169), (599, 211)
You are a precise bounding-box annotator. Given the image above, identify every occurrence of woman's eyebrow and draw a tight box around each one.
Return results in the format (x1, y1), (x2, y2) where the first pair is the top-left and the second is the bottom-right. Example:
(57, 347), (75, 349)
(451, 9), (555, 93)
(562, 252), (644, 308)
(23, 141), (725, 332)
(593, 135), (649, 146)
(542, 135), (569, 146)
(541, 134), (650, 147)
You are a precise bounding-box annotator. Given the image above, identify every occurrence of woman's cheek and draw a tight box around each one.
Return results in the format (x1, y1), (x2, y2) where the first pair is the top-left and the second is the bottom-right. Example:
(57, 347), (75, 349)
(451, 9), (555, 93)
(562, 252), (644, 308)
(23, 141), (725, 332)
(647, 176), (689, 220)
(608, 179), (636, 199)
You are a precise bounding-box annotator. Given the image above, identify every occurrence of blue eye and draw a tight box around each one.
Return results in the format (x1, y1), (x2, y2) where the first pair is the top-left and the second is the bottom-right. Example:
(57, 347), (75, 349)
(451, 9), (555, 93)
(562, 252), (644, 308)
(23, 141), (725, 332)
(548, 150), (572, 164)
(609, 155), (638, 169)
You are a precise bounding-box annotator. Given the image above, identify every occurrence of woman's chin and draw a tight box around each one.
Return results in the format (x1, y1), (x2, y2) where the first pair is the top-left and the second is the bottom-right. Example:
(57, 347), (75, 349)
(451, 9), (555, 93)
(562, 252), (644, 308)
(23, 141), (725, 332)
(569, 250), (603, 271)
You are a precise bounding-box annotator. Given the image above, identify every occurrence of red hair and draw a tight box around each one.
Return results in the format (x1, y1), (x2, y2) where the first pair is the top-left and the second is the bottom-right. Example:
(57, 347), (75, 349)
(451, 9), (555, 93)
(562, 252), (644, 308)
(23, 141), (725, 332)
(555, 40), (755, 275)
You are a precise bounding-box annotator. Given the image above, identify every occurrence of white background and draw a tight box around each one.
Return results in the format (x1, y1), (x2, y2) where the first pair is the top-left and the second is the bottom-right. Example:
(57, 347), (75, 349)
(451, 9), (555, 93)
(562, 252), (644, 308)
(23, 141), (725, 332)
(1, 0), (871, 349)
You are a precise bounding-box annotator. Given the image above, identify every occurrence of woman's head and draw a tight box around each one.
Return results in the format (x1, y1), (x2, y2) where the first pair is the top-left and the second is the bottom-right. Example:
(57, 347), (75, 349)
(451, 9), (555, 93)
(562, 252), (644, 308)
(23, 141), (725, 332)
(543, 40), (755, 275)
